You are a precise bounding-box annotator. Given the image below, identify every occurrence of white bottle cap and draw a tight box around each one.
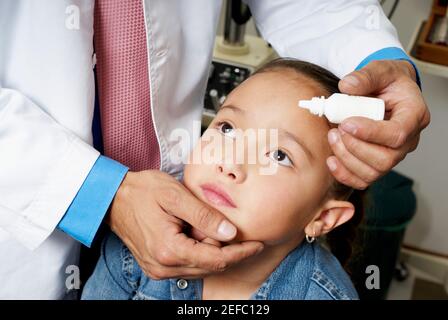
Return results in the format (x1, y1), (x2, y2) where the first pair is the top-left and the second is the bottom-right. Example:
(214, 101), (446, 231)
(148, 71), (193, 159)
(298, 96), (325, 116)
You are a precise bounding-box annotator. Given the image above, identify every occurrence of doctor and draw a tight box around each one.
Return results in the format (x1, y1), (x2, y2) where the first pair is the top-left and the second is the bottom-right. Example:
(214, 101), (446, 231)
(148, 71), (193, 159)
(0, 0), (429, 299)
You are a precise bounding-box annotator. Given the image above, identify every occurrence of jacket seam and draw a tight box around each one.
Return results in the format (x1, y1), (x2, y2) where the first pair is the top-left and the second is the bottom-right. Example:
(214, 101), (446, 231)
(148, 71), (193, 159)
(310, 269), (351, 300)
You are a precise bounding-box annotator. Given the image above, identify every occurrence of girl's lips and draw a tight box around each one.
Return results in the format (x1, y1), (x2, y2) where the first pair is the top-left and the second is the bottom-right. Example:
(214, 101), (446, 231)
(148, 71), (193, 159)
(200, 183), (237, 208)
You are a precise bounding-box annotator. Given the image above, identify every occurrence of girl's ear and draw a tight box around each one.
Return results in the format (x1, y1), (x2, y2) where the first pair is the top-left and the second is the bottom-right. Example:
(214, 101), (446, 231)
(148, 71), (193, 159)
(305, 200), (355, 237)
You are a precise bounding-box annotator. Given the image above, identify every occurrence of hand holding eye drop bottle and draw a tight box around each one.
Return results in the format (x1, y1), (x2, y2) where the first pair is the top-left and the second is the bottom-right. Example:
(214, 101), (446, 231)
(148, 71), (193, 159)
(298, 93), (385, 124)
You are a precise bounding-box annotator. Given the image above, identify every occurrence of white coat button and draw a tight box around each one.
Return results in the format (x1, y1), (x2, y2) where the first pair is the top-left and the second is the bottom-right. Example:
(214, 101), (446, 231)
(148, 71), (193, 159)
(177, 279), (188, 290)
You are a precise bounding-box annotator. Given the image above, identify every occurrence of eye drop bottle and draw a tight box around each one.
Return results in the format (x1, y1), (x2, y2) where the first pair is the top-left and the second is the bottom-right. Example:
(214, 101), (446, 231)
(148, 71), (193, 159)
(298, 93), (385, 124)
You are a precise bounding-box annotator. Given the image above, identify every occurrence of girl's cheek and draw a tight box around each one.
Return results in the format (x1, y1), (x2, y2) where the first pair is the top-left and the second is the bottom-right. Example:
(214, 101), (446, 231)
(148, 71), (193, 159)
(248, 176), (294, 212)
(258, 175), (306, 214)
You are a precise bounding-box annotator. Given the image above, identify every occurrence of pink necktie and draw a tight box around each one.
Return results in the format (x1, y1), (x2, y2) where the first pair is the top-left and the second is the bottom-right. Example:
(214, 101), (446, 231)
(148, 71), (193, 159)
(94, 0), (161, 172)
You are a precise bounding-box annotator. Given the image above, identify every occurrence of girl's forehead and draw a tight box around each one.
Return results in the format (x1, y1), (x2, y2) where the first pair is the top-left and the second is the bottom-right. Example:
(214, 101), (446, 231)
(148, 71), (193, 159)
(226, 72), (328, 126)
(228, 71), (325, 107)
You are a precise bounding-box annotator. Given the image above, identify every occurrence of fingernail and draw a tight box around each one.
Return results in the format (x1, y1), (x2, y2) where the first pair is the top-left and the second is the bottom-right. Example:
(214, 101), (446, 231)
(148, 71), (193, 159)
(256, 245), (264, 255)
(341, 121), (357, 135)
(218, 220), (236, 238)
(342, 75), (360, 88)
(327, 158), (337, 171)
(328, 130), (339, 144)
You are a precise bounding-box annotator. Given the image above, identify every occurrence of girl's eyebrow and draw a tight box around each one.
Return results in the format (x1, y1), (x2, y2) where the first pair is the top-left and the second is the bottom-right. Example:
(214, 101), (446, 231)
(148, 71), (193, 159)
(219, 104), (245, 114)
(278, 128), (314, 161)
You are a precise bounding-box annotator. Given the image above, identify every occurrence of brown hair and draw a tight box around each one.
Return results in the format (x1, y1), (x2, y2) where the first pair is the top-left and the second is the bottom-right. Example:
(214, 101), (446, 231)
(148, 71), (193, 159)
(254, 58), (366, 269)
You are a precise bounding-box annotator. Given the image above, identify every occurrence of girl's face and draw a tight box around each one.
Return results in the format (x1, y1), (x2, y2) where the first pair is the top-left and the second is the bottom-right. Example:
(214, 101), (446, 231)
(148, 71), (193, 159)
(184, 70), (334, 245)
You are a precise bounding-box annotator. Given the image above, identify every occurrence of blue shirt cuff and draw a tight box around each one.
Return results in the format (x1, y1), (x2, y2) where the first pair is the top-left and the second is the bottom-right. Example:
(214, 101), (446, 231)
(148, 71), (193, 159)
(58, 156), (129, 247)
(355, 47), (421, 89)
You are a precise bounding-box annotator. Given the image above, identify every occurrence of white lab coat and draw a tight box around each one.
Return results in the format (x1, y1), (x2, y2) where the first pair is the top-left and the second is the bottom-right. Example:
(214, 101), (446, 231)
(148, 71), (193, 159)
(0, 0), (403, 299)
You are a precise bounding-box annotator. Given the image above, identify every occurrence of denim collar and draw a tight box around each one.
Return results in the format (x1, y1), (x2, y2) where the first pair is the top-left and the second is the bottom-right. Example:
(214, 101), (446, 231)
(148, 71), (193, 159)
(167, 242), (315, 300)
(249, 241), (314, 300)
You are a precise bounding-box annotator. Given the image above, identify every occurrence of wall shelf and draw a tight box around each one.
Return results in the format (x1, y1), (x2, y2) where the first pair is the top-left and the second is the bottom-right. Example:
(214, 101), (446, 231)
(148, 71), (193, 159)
(407, 21), (448, 79)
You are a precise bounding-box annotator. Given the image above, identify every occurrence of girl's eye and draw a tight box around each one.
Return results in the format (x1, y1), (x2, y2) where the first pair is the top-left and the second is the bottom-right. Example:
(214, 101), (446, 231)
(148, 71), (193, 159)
(218, 122), (236, 138)
(269, 150), (293, 167)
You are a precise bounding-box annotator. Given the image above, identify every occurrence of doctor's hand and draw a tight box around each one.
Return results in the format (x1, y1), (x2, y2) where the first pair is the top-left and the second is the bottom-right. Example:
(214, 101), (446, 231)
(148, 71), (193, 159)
(327, 60), (430, 189)
(106, 170), (264, 280)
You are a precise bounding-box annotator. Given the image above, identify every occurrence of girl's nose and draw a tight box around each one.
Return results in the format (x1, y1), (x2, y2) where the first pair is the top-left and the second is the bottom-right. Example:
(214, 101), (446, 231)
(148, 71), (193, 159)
(216, 162), (246, 183)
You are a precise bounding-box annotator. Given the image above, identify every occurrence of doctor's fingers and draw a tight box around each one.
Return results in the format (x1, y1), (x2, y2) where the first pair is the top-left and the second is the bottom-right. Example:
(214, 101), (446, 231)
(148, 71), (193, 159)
(337, 128), (419, 174)
(200, 236), (222, 247)
(190, 227), (223, 246)
(328, 129), (380, 186)
(339, 60), (429, 149)
(190, 226), (207, 241)
(339, 60), (412, 96)
(327, 156), (369, 190)
(157, 183), (237, 243)
(140, 263), (210, 280)
(171, 232), (264, 271)
(338, 115), (422, 150)
(141, 239), (227, 280)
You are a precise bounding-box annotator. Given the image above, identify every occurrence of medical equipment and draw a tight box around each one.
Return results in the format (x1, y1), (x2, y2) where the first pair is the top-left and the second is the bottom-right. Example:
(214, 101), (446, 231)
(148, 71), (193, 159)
(202, 0), (276, 127)
(298, 93), (385, 124)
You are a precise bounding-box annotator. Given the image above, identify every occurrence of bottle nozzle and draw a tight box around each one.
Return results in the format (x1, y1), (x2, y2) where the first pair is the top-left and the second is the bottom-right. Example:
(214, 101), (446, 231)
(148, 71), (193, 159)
(298, 100), (312, 110)
(298, 97), (325, 116)
(299, 94), (385, 124)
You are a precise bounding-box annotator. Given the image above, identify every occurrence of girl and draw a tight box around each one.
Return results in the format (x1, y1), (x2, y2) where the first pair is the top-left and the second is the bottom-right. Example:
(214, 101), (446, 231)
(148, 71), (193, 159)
(82, 58), (363, 300)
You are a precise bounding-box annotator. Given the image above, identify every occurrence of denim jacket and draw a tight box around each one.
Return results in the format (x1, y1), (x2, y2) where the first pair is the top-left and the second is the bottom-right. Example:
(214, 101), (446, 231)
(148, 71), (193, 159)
(82, 232), (358, 300)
